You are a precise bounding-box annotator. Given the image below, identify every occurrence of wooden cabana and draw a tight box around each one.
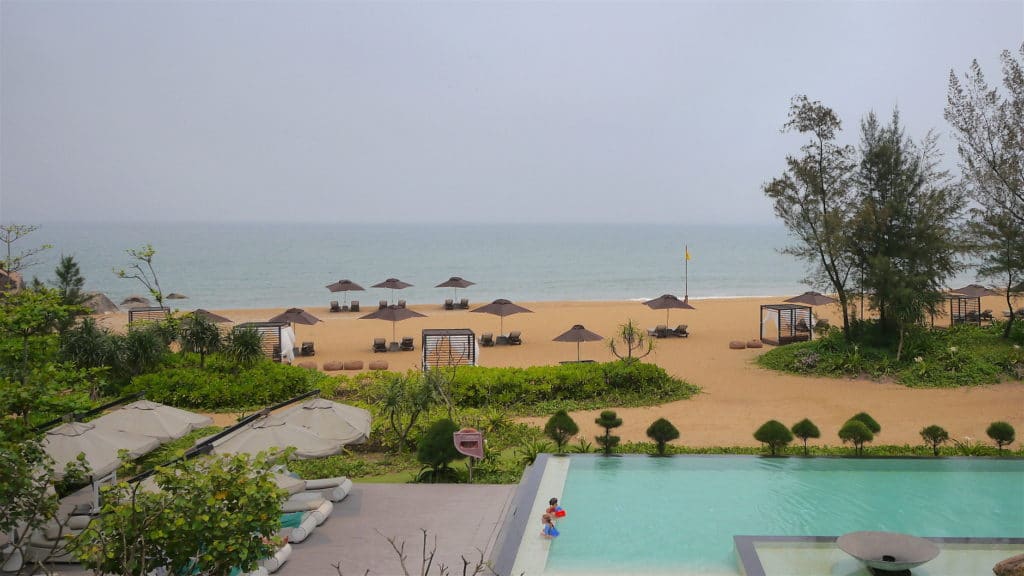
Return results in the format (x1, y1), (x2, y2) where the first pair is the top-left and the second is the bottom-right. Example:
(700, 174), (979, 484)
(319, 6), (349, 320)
(234, 321), (288, 360)
(422, 329), (477, 370)
(127, 306), (171, 326)
(947, 294), (982, 325)
(760, 303), (813, 345)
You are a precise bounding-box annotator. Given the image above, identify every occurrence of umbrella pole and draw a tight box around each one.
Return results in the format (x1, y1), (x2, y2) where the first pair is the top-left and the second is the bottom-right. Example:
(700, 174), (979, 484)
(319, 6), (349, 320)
(666, 309), (670, 326)
(577, 341), (581, 363)
(392, 320), (397, 343)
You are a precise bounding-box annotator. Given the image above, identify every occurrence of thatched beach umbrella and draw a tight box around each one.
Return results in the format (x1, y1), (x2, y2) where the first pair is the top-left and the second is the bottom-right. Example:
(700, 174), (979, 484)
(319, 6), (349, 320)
(211, 415), (344, 459)
(360, 305), (426, 343)
(42, 422), (161, 480)
(269, 308), (321, 325)
(436, 276), (475, 301)
(553, 324), (604, 363)
(471, 299), (533, 335)
(121, 295), (151, 307)
(325, 279), (365, 308)
(643, 294), (695, 325)
(83, 292), (119, 314)
(278, 398), (371, 445)
(372, 278), (413, 304)
(166, 293), (188, 300)
(950, 284), (1000, 298)
(190, 309), (232, 323)
(785, 291), (838, 306)
(91, 400), (213, 443)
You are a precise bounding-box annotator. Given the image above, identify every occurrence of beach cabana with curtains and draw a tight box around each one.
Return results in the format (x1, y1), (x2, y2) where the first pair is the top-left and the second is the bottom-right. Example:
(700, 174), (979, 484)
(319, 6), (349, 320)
(947, 294), (982, 325)
(421, 329), (477, 369)
(760, 303), (813, 345)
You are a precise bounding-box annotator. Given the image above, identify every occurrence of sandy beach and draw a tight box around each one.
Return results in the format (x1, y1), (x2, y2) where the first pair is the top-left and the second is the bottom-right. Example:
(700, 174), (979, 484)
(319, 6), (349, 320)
(101, 295), (1024, 448)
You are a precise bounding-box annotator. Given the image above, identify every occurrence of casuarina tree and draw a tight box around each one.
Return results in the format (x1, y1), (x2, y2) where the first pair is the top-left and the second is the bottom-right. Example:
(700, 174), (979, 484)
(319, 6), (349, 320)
(544, 410), (579, 454)
(594, 410), (623, 455)
(839, 419), (874, 456)
(646, 418), (680, 456)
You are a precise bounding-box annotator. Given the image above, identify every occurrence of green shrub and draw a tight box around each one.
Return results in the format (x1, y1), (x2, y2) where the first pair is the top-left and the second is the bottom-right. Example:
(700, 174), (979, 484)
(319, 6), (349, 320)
(849, 412), (881, 434)
(838, 420), (874, 455)
(594, 410), (623, 455)
(753, 420), (793, 456)
(791, 418), (820, 455)
(544, 410), (579, 453)
(416, 418), (464, 482)
(646, 418), (679, 456)
(987, 421), (1016, 452)
(919, 425), (949, 456)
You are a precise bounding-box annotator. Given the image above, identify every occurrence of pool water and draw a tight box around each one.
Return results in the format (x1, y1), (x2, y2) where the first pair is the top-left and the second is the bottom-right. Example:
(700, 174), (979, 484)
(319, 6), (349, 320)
(543, 456), (1024, 574)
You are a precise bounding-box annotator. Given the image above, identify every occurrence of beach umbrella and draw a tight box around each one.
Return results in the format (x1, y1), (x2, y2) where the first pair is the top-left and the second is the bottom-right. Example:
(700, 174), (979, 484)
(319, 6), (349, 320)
(90, 400), (214, 443)
(784, 291), (838, 306)
(42, 421), (161, 480)
(121, 295), (151, 307)
(166, 293), (188, 300)
(436, 276), (475, 300)
(471, 299), (533, 335)
(643, 294), (695, 325)
(83, 292), (119, 314)
(325, 279), (365, 307)
(190, 309), (232, 323)
(372, 278), (413, 304)
(950, 284), (1000, 298)
(269, 308), (322, 325)
(211, 414), (345, 459)
(360, 305), (426, 343)
(552, 324), (604, 363)
(277, 398), (371, 445)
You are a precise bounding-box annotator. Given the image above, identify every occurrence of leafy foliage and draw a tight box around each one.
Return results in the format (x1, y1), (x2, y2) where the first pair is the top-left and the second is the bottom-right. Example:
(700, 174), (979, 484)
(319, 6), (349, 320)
(0, 223), (51, 273)
(849, 412), (881, 434)
(987, 421), (1016, 451)
(544, 410), (579, 453)
(919, 425), (949, 456)
(415, 419), (465, 482)
(791, 418), (821, 455)
(594, 410), (623, 455)
(838, 419), (874, 455)
(608, 319), (654, 363)
(753, 420), (793, 456)
(380, 372), (435, 453)
(180, 314), (222, 368)
(226, 326), (264, 368)
(646, 417), (680, 456)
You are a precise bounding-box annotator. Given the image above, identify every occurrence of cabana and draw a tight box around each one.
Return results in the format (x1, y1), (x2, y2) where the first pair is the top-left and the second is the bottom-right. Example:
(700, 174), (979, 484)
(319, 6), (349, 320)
(127, 306), (171, 326)
(234, 321), (288, 360)
(422, 329), (477, 370)
(947, 294), (982, 325)
(760, 304), (813, 345)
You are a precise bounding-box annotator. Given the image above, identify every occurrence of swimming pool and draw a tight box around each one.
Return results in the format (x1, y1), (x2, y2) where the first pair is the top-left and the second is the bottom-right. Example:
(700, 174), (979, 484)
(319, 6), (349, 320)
(502, 455), (1024, 575)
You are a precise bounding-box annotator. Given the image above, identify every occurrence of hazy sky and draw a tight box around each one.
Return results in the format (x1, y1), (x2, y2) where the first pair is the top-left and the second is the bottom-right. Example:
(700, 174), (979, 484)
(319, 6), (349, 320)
(1, 1), (1021, 224)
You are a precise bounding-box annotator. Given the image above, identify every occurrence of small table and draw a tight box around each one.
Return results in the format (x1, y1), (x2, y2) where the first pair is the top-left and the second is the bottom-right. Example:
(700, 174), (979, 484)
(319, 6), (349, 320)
(388, 341), (400, 352)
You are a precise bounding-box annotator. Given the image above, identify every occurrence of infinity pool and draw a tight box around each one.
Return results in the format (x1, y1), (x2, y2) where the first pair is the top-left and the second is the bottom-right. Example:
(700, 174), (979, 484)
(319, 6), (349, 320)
(511, 455), (1024, 575)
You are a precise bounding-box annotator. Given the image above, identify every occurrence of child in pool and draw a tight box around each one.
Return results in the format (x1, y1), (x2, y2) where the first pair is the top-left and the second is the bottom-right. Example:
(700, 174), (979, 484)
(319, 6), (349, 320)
(540, 513), (559, 538)
(545, 497), (566, 519)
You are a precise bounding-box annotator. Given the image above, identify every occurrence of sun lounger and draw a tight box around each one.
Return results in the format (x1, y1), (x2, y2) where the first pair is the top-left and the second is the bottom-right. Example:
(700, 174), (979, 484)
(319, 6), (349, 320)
(400, 336), (414, 351)
(373, 338), (387, 353)
(302, 476), (354, 502)
(378, 300), (388, 310)
(458, 298), (469, 309)
(508, 330), (522, 345)
(397, 299), (406, 308)
(480, 333), (495, 347)
(350, 300), (360, 312)
(279, 511), (319, 544)
(300, 341), (315, 356)
(444, 299), (455, 310)
(648, 325), (670, 338)
(672, 324), (689, 337)
(260, 542), (292, 573)
(329, 301), (341, 313)
(281, 493), (333, 525)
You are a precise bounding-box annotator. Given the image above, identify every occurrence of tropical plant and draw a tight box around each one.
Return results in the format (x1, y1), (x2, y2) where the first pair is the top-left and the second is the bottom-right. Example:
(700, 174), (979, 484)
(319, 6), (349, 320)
(608, 319), (654, 363)
(543, 410), (579, 454)
(838, 419), (874, 455)
(919, 425), (949, 456)
(380, 372), (435, 453)
(790, 418), (821, 455)
(646, 418), (680, 456)
(180, 314), (222, 368)
(753, 420), (793, 456)
(0, 288), (77, 382)
(110, 324), (168, 379)
(415, 419), (465, 482)
(114, 244), (169, 315)
(594, 410), (623, 455)
(569, 437), (595, 454)
(987, 421), (1016, 452)
(516, 439), (553, 466)
(849, 412), (881, 434)
(226, 326), (264, 368)
(0, 224), (51, 273)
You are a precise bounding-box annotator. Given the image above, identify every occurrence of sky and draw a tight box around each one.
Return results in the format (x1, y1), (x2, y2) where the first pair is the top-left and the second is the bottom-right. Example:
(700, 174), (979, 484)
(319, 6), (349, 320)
(1, 1), (1021, 224)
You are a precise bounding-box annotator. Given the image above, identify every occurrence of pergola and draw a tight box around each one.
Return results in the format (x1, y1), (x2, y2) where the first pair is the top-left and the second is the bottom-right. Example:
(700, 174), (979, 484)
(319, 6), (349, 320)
(947, 294), (982, 326)
(760, 303), (813, 346)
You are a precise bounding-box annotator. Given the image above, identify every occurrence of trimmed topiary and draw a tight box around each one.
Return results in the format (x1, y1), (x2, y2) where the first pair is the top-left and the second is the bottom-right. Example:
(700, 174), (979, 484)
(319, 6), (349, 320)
(646, 418), (680, 456)
(754, 420), (793, 456)
(790, 418), (821, 456)
(849, 412), (881, 434)
(544, 410), (579, 454)
(987, 421), (1016, 452)
(594, 410), (623, 455)
(919, 425), (949, 456)
(839, 419), (874, 456)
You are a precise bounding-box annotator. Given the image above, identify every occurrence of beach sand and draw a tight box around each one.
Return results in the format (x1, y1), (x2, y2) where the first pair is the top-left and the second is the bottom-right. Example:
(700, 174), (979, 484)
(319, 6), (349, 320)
(101, 295), (1024, 448)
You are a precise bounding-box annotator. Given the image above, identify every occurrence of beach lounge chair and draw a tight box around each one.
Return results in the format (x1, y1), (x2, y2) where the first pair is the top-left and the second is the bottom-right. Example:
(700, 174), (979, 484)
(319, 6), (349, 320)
(378, 300), (388, 310)
(329, 301), (341, 313)
(648, 325), (670, 338)
(400, 336), (414, 351)
(672, 324), (689, 337)
(372, 338), (387, 353)
(444, 299), (455, 310)
(981, 309), (994, 322)
(397, 299), (406, 309)
(480, 333), (495, 347)
(349, 300), (360, 312)
(300, 342), (315, 356)
(508, 331), (522, 345)
(458, 298), (469, 309)
(260, 543), (292, 573)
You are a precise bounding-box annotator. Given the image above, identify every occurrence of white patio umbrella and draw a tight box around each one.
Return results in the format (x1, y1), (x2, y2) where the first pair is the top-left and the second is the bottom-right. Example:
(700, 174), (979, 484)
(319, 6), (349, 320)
(277, 398), (371, 445)
(42, 421), (161, 480)
(90, 400), (214, 443)
(210, 414), (344, 459)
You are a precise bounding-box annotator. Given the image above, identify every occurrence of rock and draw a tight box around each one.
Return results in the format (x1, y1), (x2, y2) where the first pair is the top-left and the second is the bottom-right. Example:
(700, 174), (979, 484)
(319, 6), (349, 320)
(729, 340), (746, 349)
(994, 554), (1024, 576)
(322, 360), (345, 371)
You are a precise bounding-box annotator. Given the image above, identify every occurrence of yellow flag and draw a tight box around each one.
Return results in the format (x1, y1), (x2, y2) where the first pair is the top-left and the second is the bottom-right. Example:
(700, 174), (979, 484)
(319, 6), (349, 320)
(685, 247), (691, 261)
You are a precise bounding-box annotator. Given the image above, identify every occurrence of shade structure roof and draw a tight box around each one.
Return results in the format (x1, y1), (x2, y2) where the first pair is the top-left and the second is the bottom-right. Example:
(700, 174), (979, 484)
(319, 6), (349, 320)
(471, 299), (533, 317)
(372, 278), (413, 290)
(326, 279), (365, 293)
(166, 293), (188, 300)
(784, 291), (838, 306)
(277, 398), (371, 445)
(43, 421), (161, 479)
(436, 276), (475, 289)
(359, 305), (427, 322)
(643, 294), (696, 310)
(552, 324), (604, 343)
(190, 309), (232, 323)
(121, 295), (151, 307)
(90, 400), (214, 443)
(211, 415), (344, 459)
(83, 292), (119, 314)
(268, 307), (322, 325)
(950, 284), (1000, 298)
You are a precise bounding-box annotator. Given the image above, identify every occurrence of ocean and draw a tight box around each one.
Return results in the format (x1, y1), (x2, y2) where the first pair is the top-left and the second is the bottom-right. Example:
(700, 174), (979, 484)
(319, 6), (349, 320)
(23, 222), (975, 311)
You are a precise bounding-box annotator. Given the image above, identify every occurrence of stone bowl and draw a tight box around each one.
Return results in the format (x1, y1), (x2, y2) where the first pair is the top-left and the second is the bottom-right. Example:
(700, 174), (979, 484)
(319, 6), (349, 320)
(837, 531), (940, 572)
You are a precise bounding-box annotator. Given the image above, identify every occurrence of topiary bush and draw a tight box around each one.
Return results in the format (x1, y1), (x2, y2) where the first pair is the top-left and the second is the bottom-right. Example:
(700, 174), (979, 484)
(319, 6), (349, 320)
(790, 418), (820, 455)
(646, 418), (679, 456)
(838, 419), (874, 455)
(544, 410), (579, 454)
(987, 421), (1016, 452)
(919, 425), (949, 456)
(849, 412), (881, 434)
(594, 410), (622, 455)
(416, 418), (465, 482)
(753, 420), (793, 456)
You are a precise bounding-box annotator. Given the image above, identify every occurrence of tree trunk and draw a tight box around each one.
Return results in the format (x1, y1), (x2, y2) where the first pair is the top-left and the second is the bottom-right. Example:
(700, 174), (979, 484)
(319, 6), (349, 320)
(1004, 290), (1014, 339)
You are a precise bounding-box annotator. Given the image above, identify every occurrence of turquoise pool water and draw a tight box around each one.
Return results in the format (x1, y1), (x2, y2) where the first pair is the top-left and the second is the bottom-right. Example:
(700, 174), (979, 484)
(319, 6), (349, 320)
(544, 456), (1024, 574)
